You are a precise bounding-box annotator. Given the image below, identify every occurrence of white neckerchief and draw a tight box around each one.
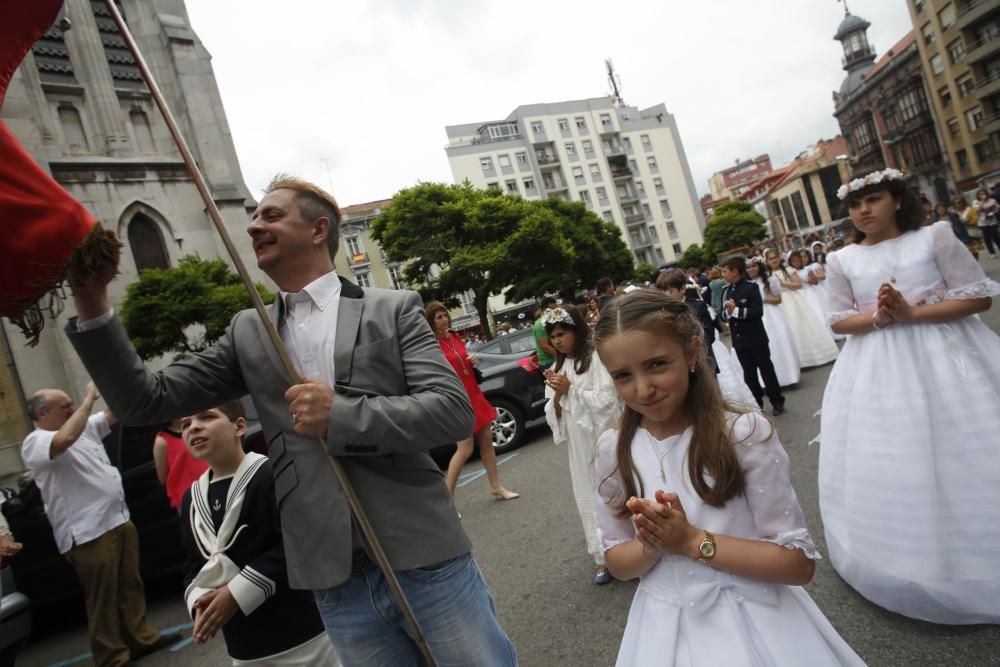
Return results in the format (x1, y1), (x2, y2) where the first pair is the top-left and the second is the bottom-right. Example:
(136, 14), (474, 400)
(189, 452), (268, 590)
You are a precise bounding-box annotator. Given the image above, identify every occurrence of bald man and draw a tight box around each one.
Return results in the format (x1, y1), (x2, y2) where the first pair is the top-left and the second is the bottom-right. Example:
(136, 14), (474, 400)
(22, 384), (178, 667)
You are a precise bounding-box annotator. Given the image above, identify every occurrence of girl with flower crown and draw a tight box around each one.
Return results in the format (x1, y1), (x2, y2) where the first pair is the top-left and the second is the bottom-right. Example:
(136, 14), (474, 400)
(542, 304), (621, 585)
(821, 168), (1000, 624)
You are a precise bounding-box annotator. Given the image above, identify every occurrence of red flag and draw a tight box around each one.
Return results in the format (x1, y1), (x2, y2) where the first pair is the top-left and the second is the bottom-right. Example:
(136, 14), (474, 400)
(0, 1), (121, 344)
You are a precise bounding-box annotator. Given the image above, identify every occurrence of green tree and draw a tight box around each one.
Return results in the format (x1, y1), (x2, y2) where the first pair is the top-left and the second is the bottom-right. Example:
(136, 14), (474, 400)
(702, 201), (768, 258)
(632, 262), (657, 284)
(119, 255), (274, 360)
(372, 182), (566, 336)
(502, 198), (633, 303)
(678, 243), (714, 269)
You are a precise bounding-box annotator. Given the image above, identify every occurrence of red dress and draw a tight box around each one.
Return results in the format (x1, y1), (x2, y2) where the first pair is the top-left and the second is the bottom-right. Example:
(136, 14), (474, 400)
(157, 430), (209, 509)
(437, 333), (496, 433)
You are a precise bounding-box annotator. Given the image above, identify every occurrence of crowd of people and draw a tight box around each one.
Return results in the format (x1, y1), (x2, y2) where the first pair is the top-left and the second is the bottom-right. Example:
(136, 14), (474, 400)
(14, 167), (999, 667)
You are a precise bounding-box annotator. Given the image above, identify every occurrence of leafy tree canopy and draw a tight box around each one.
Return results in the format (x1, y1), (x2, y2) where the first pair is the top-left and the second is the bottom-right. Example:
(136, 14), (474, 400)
(678, 243), (715, 269)
(632, 262), (657, 284)
(119, 255), (274, 360)
(371, 182), (634, 334)
(702, 200), (768, 258)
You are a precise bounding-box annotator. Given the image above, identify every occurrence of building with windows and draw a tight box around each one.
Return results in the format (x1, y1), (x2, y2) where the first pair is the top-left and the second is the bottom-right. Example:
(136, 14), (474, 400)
(0, 0), (260, 455)
(707, 154), (773, 202)
(833, 10), (953, 202)
(444, 97), (705, 268)
(907, 0), (1000, 190)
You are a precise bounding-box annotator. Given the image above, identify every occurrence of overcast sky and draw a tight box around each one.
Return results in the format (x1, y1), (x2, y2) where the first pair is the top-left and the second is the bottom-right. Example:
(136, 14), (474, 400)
(184, 0), (913, 206)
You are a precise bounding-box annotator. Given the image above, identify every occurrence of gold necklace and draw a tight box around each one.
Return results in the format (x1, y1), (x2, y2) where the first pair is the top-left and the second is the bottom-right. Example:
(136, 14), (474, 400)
(867, 237), (903, 284)
(645, 429), (681, 483)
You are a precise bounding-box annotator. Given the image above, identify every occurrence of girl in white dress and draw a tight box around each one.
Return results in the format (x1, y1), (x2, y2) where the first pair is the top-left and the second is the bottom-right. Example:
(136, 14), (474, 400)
(793, 251), (845, 342)
(820, 168), (1000, 625)
(747, 257), (800, 387)
(592, 290), (864, 667)
(542, 304), (620, 585)
(765, 249), (839, 368)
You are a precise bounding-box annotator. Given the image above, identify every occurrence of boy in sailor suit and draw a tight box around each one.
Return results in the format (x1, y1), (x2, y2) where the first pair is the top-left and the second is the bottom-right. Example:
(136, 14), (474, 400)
(178, 401), (338, 666)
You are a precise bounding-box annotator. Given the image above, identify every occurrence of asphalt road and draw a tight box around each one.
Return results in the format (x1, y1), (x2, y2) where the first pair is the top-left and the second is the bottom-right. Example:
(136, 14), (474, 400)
(20, 257), (1000, 667)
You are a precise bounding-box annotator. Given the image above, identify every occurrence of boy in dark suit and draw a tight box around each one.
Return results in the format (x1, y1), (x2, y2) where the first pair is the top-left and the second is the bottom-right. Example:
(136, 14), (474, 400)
(720, 257), (785, 416)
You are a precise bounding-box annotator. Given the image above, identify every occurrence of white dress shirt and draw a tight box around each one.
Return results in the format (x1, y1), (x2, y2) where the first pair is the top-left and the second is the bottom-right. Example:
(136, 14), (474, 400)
(21, 413), (129, 554)
(278, 271), (342, 384)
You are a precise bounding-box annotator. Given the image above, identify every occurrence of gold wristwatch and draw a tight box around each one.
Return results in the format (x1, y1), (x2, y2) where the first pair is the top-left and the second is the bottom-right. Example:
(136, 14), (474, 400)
(695, 531), (716, 563)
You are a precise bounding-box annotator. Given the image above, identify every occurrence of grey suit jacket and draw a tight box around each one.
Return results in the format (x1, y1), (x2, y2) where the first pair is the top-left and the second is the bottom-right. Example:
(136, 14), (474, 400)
(67, 277), (475, 589)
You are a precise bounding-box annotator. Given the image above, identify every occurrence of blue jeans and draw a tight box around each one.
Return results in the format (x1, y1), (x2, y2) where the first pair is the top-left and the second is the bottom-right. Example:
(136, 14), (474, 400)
(314, 553), (517, 666)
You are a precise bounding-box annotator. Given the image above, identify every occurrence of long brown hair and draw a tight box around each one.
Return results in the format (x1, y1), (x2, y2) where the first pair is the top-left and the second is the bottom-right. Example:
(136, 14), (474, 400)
(545, 304), (592, 374)
(593, 289), (756, 516)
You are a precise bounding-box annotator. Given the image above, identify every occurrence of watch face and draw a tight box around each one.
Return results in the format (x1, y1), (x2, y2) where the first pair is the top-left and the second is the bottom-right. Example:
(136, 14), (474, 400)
(699, 541), (716, 559)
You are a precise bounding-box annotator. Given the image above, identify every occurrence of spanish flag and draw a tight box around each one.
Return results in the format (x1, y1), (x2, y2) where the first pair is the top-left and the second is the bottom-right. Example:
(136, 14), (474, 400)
(1, 1), (121, 344)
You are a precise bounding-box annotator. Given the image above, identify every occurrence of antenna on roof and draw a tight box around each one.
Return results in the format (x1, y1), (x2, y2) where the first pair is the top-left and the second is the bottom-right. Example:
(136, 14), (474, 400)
(606, 58), (624, 106)
(837, 0), (850, 16)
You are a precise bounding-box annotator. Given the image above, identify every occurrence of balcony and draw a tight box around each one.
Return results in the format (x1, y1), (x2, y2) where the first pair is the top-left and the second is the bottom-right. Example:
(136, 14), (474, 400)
(976, 71), (1000, 99)
(629, 236), (653, 250)
(544, 180), (569, 193)
(611, 167), (633, 181)
(598, 122), (619, 137)
(603, 143), (626, 157)
(349, 251), (369, 266)
(530, 129), (551, 145)
(956, 0), (1000, 32)
(624, 212), (645, 226)
(536, 154), (560, 168)
(982, 109), (1000, 134)
(966, 31), (1000, 65)
(618, 191), (639, 204)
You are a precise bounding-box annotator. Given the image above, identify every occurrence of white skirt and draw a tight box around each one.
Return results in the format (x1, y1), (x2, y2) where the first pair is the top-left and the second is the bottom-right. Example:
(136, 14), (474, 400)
(233, 633), (339, 666)
(762, 302), (800, 386)
(778, 290), (838, 368)
(819, 315), (1000, 624)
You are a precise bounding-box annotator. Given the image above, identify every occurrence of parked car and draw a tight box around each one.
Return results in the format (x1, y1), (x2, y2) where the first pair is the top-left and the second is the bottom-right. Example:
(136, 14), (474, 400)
(475, 329), (547, 454)
(1, 398), (266, 631)
(0, 499), (30, 667)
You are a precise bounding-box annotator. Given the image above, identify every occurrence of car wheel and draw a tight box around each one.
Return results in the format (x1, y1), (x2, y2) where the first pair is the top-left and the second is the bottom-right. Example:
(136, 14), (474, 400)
(489, 399), (524, 455)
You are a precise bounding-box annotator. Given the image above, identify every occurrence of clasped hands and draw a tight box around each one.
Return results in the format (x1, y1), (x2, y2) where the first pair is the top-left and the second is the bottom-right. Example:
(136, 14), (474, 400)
(628, 490), (701, 560)
(284, 377), (334, 437)
(192, 585), (238, 644)
(873, 282), (916, 328)
(543, 369), (570, 395)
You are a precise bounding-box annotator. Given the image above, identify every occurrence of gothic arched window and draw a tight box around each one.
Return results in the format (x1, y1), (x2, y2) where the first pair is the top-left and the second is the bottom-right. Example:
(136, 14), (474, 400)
(128, 214), (170, 271)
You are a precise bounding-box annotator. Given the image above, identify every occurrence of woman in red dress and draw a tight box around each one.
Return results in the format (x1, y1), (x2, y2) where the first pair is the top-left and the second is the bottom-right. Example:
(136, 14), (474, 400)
(425, 302), (519, 500)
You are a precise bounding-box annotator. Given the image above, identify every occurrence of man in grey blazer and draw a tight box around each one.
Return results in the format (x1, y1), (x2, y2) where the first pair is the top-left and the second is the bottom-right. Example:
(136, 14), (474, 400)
(67, 175), (518, 666)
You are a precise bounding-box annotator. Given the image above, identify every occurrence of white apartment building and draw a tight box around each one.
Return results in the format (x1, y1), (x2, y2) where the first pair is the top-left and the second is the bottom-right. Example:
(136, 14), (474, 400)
(445, 97), (706, 268)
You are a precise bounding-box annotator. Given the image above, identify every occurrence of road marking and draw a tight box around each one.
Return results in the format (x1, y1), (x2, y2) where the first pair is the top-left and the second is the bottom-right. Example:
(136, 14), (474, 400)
(456, 452), (519, 488)
(46, 622), (194, 667)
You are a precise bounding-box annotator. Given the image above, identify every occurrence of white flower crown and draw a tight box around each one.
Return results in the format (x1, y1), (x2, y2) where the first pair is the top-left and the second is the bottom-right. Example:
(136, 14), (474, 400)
(541, 307), (574, 327)
(836, 168), (905, 200)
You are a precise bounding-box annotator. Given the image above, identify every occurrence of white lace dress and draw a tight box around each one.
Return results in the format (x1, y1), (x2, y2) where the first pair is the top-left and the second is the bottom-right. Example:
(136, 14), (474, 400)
(819, 221), (1000, 624)
(545, 352), (621, 567)
(595, 414), (865, 667)
(774, 268), (839, 368)
(755, 276), (801, 387)
(798, 264), (845, 341)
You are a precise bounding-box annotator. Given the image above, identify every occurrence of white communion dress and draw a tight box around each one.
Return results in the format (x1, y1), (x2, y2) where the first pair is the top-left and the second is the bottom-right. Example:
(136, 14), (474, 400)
(545, 351), (621, 567)
(798, 264), (845, 341)
(595, 414), (866, 667)
(711, 339), (760, 411)
(819, 221), (1000, 624)
(774, 267), (839, 368)
(754, 276), (801, 387)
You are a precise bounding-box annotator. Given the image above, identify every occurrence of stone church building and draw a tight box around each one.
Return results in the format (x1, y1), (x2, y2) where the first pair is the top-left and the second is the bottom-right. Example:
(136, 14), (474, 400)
(0, 0), (264, 472)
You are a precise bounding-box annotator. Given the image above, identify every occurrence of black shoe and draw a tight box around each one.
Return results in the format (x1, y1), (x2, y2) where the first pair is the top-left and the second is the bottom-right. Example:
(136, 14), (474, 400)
(773, 404), (785, 416)
(132, 632), (182, 660)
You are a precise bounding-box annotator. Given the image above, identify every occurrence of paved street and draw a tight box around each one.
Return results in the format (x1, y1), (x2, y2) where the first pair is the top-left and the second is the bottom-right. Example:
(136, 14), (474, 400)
(19, 257), (1000, 666)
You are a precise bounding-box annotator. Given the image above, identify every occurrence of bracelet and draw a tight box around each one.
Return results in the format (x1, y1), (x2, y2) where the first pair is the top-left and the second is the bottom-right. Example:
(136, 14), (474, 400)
(871, 311), (883, 330)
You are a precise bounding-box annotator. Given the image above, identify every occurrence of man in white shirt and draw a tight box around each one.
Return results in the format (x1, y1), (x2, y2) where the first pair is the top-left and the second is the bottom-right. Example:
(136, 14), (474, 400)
(22, 383), (179, 667)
